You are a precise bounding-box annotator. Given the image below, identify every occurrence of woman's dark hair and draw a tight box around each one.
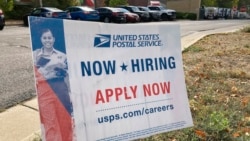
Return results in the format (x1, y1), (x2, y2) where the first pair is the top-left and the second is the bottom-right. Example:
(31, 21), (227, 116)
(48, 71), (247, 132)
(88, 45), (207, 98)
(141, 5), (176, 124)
(40, 28), (53, 36)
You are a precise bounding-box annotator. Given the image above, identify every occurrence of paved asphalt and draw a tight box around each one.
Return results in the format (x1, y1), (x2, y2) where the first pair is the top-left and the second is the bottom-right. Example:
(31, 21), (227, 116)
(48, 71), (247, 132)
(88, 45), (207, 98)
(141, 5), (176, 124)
(0, 20), (36, 110)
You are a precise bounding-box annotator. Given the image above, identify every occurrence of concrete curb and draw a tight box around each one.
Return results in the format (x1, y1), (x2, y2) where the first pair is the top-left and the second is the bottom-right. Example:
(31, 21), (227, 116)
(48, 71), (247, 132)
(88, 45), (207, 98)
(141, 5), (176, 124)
(5, 20), (23, 26)
(0, 98), (40, 141)
(181, 24), (249, 50)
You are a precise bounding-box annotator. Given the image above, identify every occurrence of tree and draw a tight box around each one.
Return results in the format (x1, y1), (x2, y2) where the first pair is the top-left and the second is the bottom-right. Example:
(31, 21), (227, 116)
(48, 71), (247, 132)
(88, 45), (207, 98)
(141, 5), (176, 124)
(237, 0), (249, 6)
(104, 0), (110, 6)
(58, 0), (79, 9)
(231, 0), (239, 6)
(201, 0), (217, 7)
(0, 0), (14, 12)
(217, 0), (239, 7)
(42, 0), (79, 9)
(201, 0), (240, 7)
(108, 0), (128, 7)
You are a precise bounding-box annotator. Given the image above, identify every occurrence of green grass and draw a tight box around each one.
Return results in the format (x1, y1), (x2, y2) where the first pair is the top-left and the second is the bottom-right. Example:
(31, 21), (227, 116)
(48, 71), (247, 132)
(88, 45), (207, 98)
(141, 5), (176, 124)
(241, 26), (250, 33)
(244, 44), (250, 48)
(0, 108), (6, 113)
(136, 31), (250, 141)
(32, 134), (42, 141)
(182, 45), (204, 53)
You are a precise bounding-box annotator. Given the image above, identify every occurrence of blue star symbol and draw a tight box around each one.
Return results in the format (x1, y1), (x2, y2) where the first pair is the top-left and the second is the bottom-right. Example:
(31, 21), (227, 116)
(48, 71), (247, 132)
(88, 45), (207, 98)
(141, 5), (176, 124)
(120, 63), (128, 71)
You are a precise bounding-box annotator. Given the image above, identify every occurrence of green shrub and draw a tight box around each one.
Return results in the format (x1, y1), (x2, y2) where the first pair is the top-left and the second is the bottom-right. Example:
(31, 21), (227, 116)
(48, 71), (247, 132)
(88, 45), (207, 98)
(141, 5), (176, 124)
(176, 12), (197, 20)
(5, 5), (33, 20)
(182, 45), (204, 53)
(241, 26), (250, 33)
(109, 0), (128, 7)
(5, 0), (79, 19)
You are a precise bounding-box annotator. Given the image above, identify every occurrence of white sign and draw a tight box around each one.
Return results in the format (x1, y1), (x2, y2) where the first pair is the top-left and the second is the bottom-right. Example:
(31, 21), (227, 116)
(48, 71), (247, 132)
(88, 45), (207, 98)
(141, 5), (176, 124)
(29, 17), (193, 141)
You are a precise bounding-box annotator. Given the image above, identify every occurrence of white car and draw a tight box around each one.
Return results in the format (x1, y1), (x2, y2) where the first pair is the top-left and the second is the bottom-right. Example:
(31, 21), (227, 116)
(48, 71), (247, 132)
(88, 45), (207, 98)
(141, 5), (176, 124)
(148, 6), (176, 21)
(204, 7), (219, 19)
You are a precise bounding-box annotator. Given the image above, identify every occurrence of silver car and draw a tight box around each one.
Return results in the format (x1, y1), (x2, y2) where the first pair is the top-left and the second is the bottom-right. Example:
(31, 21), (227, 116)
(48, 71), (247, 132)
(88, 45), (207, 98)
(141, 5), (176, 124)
(138, 6), (161, 21)
(148, 6), (176, 21)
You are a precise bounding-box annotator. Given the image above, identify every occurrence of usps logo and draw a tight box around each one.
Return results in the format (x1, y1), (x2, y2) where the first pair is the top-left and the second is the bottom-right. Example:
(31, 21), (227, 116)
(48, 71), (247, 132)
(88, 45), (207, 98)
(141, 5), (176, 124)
(94, 34), (111, 48)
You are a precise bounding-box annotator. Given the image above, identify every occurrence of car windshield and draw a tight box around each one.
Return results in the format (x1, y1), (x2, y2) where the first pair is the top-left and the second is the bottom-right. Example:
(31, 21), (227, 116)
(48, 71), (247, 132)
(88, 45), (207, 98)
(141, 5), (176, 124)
(159, 6), (166, 10)
(140, 7), (149, 11)
(131, 7), (140, 12)
(149, 6), (165, 10)
(109, 8), (120, 12)
(45, 7), (63, 12)
(119, 8), (129, 13)
(80, 7), (95, 11)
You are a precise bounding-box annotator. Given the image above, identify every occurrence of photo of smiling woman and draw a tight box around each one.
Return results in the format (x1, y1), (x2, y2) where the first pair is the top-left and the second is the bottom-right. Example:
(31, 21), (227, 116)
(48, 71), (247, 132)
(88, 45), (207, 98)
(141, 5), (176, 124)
(32, 28), (73, 141)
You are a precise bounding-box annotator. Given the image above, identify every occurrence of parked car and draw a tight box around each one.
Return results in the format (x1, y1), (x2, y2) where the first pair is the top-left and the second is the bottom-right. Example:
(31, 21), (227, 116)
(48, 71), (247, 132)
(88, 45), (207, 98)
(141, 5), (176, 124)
(117, 5), (150, 22)
(224, 8), (232, 19)
(117, 8), (140, 23)
(65, 6), (99, 21)
(0, 8), (5, 30)
(148, 6), (176, 21)
(204, 7), (219, 19)
(137, 6), (161, 21)
(23, 7), (71, 26)
(95, 7), (126, 23)
(218, 7), (226, 19)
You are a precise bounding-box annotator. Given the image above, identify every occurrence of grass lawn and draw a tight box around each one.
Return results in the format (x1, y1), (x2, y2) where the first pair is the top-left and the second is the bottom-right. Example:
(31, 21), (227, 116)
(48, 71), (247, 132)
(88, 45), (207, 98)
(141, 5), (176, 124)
(136, 26), (250, 141)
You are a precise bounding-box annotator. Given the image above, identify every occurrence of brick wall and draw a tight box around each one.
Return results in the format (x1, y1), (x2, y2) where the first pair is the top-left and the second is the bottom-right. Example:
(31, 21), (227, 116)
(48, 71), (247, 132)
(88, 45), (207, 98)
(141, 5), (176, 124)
(127, 0), (167, 7)
(95, 0), (167, 7)
(127, 0), (148, 6)
(94, 0), (201, 15)
(95, 0), (105, 7)
(167, 0), (201, 13)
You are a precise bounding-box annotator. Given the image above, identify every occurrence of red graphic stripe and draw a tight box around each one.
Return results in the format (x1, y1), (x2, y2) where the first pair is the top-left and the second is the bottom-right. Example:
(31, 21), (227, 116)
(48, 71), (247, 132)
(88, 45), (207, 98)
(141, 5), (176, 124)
(35, 67), (73, 141)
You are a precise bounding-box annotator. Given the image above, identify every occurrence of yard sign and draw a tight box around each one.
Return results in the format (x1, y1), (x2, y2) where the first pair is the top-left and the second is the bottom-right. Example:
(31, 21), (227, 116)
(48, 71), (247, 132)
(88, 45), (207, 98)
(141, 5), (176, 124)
(29, 17), (193, 141)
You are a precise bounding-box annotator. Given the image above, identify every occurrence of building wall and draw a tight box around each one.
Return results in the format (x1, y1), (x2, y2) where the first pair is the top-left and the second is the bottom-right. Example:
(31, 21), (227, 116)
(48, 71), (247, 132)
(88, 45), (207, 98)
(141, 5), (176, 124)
(95, 0), (105, 7)
(95, 0), (167, 7)
(167, 0), (201, 13)
(94, 0), (199, 14)
(127, 0), (148, 6)
(127, 0), (167, 7)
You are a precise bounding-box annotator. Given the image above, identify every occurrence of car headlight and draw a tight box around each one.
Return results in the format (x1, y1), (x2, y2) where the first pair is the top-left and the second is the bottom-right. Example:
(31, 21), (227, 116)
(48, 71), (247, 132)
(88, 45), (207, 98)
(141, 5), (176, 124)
(167, 12), (172, 15)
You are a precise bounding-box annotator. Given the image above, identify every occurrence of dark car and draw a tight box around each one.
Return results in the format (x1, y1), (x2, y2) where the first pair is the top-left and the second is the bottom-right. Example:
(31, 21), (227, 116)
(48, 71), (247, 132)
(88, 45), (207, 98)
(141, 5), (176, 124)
(65, 6), (99, 21)
(148, 6), (176, 21)
(95, 7), (126, 23)
(0, 8), (5, 30)
(117, 5), (150, 22)
(117, 8), (140, 23)
(23, 7), (71, 26)
(138, 6), (161, 21)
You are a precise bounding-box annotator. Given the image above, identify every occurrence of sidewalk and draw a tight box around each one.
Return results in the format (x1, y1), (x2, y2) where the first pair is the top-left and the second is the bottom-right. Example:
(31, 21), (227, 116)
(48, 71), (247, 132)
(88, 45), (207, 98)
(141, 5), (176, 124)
(0, 98), (41, 141)
(0, 22), (248, 141)
(5, 20), (23, 26)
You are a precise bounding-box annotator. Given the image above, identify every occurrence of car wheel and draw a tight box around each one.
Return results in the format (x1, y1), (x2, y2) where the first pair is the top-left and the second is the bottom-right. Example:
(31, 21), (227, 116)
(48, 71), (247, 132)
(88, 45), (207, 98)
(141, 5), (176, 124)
(161, 14), (168, 21)
(23, 16), (28, 26)
(138, 17), (141, 22)
(0, 25), (4, 30)
(104, 17), (110, 23)
(148, 16), (153, 22)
